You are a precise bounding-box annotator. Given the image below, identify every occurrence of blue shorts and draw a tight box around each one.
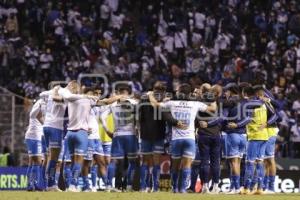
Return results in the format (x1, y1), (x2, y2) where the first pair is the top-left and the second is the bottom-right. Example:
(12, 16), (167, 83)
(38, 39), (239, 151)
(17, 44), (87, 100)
(246, 140), (267, 162)
(66, 130), (88, 156)
(43, 127), (63, 149)
(225, 133), (247, 158)
(140, 139), (165, 155)
(171, 139), (195, 159)
(102, 144), (112, 156)
(265, 136), (276, 159)
(84, 139), (104, 160)
(194, 144), (201, 164)
(25, 139), (42, 157)
(58, 139), (71, 162)
(111, 135), (138, 159)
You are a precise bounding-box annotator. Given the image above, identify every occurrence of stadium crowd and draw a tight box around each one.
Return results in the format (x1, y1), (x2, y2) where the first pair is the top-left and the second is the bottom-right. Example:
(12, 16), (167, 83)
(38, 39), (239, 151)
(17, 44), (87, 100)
(0, 0), (300, 159)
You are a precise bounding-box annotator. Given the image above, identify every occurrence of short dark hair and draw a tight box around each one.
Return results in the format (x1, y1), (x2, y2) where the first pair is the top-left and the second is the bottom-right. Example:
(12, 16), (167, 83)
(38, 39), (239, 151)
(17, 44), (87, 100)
(117, 83), (131, 93)
(177, 84), (192, 100)
(243, 86), (255, 97)
(153, 81), (167, 92)
(83, 86), (94, 94)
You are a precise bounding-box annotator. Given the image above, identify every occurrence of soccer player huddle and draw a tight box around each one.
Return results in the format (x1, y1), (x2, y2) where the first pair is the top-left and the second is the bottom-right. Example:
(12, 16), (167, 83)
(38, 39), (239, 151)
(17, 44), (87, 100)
(24, 80), (279, 195)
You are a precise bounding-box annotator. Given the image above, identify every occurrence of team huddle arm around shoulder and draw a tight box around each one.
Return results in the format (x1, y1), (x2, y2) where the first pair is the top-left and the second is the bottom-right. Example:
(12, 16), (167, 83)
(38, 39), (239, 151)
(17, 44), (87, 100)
(58, 88), (86, 101)
(162, 110), (178, 126)
(267, 111), (279, 125)
(97, 95), (123, 105)
(39, 90), (52, 98)
(207, 117), (223, 127)
(204, 101), (217, 112)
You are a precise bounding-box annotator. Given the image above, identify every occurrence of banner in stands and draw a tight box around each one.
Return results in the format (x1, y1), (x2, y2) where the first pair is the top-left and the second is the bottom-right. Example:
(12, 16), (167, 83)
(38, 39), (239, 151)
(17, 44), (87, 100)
(158, 155), (300, 193)
(0, 167), (27, 190)
(0, 161), (300, 192)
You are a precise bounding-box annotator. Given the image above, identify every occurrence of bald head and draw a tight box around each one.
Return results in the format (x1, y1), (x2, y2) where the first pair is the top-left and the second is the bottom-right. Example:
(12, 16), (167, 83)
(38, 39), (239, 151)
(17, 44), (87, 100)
(67, 80), (81, 94)
(211, 84), (223, 98)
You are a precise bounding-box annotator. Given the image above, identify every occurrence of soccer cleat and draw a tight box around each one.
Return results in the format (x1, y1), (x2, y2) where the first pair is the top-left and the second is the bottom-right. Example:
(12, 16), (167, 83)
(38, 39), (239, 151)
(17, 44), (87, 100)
(124, 185), (134, 192)
(179, 189), (187, 193)
(106, 186), (122, 193)
(264, 190), (275, 194)
(234, 189), (241, 194)
(226, 189), (236, 195)
(210, 186), (220, 194)
(201, 186), (210, 194)
(91, 187), (98, 192)
(83, 188), (93, 192)
(172, 188), (179, 193)
(240, 188), (251, 195)
(187, 188), (195, 193)
(47, 185), (62, 192)
(27, 185), (34, 192)
(254, 189), (264, 195)
(67, 185), (80, 192)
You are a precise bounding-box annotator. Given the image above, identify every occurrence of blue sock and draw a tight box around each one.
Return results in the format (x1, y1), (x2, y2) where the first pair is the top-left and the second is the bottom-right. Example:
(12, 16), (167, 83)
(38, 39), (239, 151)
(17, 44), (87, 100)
(101, 173), (108, 187)
(91, 165), (97, 187)
(152, 165), (161, 191)
(41, 165), (47, 190)
(82, 176), (90, 190)
(107, 163), (116, 187)
(171, 171), (179, 192)
(244, 162), (254, 189)
(31, 165), (41, 189)
(190, 164), (199, 192)
(256, 162), (264, 189)
(64, 164), (72, 188)
(26, 165), (33, 190)
(263, 176), (269, 190)
(232, 175), (240, 190)
(55, 171), (60, 186)
(268, 176), (275, 191)
(47, 160), (57, 187)
(71, 163), (82, 186)
(140, 165), (148, 190)
(127, 161), (136, 186)
(251, 174), (257, 190)
(180, 168), (191, 193)
(230, 175), (234, 190)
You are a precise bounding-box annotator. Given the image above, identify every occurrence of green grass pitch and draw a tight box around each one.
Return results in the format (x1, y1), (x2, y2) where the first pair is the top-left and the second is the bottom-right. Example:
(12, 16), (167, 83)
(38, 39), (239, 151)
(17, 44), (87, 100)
(1, 192), (299, 200)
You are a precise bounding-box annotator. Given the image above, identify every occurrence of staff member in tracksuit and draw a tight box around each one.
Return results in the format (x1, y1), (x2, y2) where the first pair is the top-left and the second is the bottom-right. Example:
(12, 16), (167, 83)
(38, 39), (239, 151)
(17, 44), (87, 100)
(197, 86), (222, 194)
(139, 81), (180, 192)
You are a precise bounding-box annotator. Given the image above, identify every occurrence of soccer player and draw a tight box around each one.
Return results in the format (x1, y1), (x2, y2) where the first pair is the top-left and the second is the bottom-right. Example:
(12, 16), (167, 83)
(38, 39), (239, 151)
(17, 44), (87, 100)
(139, 81), (181, 192)
(148, 83), (217, 193)
(25, 98), (46, 191)
(222, 83), (252, 194)
(82, 87), (108, 192)
(42, 85), (67, 191)
(261, 90), (280, 194)
(56, 81), (122, 192)
(100, 84), (139, 192)
(242, 86), (269, 195)
(97, 111), (115, 191)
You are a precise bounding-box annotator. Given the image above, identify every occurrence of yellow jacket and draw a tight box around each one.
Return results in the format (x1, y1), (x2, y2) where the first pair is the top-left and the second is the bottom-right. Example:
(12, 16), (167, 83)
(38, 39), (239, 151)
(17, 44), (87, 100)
(246, 104), (269, 141)
(99, 113), (114, 144)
